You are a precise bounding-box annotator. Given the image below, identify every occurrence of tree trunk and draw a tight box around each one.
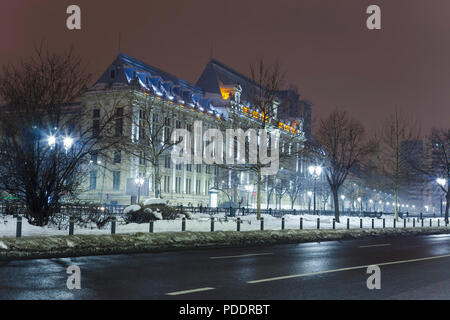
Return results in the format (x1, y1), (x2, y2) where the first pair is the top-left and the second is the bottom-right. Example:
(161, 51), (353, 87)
(332, 187), (340, 223)
(256, 167), (262, 220)
(445, 191), (450, 224)
(153, 163), (158, 198)
(394, 185), (399, 221)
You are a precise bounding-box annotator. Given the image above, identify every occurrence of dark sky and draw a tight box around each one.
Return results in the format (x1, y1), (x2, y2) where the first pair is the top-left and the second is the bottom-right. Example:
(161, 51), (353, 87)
(1, 0), (449, 136)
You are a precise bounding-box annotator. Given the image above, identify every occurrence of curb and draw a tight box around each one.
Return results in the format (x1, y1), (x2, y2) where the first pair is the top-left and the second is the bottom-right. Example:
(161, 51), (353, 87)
(1, 227), (449, 261)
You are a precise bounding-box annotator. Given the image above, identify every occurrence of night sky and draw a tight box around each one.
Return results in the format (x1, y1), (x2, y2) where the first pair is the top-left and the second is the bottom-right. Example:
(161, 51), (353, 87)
(1, 0), (449, 135)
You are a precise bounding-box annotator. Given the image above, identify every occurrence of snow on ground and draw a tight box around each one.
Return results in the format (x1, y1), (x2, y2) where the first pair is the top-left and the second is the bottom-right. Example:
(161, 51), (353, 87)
(0, 213), (445, 238)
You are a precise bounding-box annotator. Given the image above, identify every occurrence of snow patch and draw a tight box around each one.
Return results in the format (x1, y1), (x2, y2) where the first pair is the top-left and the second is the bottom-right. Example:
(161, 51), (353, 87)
(143, 198), (167, 205)
(123, 205), (141, 214)
(0, 241), (7, 250)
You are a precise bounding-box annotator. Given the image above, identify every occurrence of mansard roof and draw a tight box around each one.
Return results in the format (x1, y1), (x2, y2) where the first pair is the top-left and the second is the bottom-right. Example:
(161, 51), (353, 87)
(196, 58), (264, 105)
(92, 53), (217, 113)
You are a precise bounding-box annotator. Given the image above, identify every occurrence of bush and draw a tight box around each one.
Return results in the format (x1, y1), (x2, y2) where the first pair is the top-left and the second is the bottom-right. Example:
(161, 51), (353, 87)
(123, 203), (188, 224)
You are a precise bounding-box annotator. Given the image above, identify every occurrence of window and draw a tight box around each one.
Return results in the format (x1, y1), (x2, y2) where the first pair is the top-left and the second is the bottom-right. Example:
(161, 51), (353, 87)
(196, 164), (202, 173)
(113, 171), (120, 191)
(92, 119), (100, 137)
(186, 164), (192, 172)
(164, 155), (171, 168)
(164, 127), (171, 144)
(196, 179), (201, 195)
(139, 110), (146, 140)
(114, 150), (121, 164)
(206, 165), (211, 174)
(93, 109), (100, 118)
(176, 163), (182, 170)
(186, 179), (191, 194)
(139, 152), (146, 165)
(90, 151), (98, 164)
(214, 166), (219, 175)
(163, 176), (170, 193)
(110, 69), (115, 79)
(175, 177), (182, 193)
(115, 109), (123, 137)
(175, 120), (181, 129)
(89, 171), (97, 190)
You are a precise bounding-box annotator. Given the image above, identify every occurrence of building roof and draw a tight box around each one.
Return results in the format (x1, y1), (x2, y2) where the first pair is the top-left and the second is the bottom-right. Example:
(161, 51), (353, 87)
(92, 53), (217, 112)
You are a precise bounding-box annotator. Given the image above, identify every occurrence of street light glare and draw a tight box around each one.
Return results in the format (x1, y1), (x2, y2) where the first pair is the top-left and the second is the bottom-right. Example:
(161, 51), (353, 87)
(63, 136), (73, 149)
(47, 135), (56, 147)
(437, 178), (447, 186)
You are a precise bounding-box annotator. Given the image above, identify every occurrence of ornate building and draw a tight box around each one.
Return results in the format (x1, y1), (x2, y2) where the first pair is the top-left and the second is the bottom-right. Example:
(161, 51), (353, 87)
(80, 53), (312, 208)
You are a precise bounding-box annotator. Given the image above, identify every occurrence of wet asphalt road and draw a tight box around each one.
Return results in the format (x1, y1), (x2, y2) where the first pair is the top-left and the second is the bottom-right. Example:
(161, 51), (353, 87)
(2, 234), (450, 299)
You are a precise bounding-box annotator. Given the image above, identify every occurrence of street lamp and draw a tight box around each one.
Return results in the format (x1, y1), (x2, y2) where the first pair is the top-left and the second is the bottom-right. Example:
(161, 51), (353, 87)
(437, 178), (447, 217)
(308, 165), (322, 215)
(63, 136), (74, 150)
(245, 184), (253, 209)
(341, 195), (345, 213)
(357, 197), (362, 216)
(135, 177), (144, 203)
(47, 135), (56, 148)
(307, 191), (313, 214)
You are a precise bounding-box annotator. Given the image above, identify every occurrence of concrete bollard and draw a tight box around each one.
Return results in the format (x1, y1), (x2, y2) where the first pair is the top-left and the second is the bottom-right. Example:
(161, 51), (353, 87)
(16, 216), (22, 238)
(347, 218), (350, 229)
(281, 217), (285, 230)
(261, 217), (264, 231)
(69, 216), (74, 235)
(237, 217), (241, 231)
(383, 218), (385, 229)
(360, 218), (363, 229)
(333, 218), (336, 230)
(210, 217), (214, 232)
(317, 217), (320, 229)
(413, 218), (416, 228)
(300, 217), (303, 230)
(182, 217), (186, 232)
(430, 219), (432, 227)
(421, 219), (424, 227)
(393, 219), (396, 229)
(372, 219), (374, 229)
(149, 220), (154, 233)
(438, 219), (440, 227)
(111, 216), (116, 234)
(404, 219), (406, 228)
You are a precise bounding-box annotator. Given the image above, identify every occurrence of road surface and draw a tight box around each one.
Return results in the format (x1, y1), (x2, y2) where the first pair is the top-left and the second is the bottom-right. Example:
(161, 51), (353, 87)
(2, 234), (450, 299)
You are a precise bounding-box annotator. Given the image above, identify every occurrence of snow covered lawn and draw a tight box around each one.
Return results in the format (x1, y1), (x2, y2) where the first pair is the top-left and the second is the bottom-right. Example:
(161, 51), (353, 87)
(0, 213), (446, 238)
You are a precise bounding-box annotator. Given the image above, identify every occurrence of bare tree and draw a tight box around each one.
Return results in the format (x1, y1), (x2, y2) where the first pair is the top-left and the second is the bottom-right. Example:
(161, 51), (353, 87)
(0, 47), (129, 226)
(377, 110), (420, 220)
(128, 95), (181, 198)
(315, 110), (377, 222)
(411, 128), (449, 222)
(222, 58), (289, 220)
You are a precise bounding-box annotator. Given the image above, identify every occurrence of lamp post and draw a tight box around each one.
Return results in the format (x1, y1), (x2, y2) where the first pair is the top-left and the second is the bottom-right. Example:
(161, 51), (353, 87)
(437, 178), (447, 217)
(307, 191), (313, 214)
(340, 195), (345, 213)
(308, 165), (322, 215)
(135, 177), (144, 203)
(245, 185), (253, 210)
(357, 197), (362, 216)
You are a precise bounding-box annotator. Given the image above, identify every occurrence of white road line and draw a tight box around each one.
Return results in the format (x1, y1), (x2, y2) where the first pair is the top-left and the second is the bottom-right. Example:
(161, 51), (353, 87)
(166, 287), (215, 296)
(247, 253), (450, 284)
(210, 253), (273, 259)
(359, 243), (391, 248)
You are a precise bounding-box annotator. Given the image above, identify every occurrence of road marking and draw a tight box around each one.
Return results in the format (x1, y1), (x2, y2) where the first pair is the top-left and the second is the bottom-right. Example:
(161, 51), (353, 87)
(359, 243), (391, 248)
(247, 253), (450, 284)
(210, 253), (273, 259)
(166, 287), (215, 296)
